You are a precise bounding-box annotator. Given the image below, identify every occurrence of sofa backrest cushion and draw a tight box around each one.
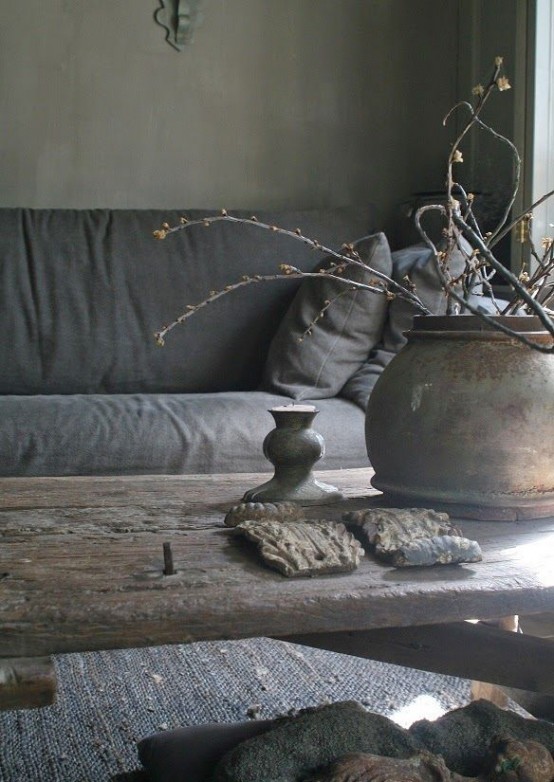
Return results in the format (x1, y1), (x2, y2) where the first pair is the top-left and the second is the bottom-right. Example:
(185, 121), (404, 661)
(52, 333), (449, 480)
(260, 232), (392, 400)
(0, 207), (375, 395)
(337, 244), (433, 411)
(339, 240), (501, 411)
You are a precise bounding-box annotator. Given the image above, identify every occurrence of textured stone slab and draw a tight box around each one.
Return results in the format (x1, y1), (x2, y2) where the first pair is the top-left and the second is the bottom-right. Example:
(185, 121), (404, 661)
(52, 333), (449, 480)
(390, 535), (482, 567)
(235, 519), (364, 577)
(342, 507), (480, 567)
(343, 507), (459, 551)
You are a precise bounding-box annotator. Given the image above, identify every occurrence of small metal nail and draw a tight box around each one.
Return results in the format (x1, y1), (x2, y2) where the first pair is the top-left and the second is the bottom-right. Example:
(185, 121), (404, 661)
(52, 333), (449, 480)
(163, 542), (175, 576)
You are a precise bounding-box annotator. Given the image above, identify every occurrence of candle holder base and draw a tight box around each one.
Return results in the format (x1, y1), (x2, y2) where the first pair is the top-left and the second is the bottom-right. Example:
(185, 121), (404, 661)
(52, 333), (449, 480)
(243, 475), (343, 505)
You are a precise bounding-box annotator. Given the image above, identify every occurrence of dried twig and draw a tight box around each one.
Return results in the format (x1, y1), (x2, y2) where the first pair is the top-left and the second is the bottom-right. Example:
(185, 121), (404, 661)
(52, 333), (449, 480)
(415, 57), (554, 350)
(153, 214), (430, 345)
(154, 59), (554, 353)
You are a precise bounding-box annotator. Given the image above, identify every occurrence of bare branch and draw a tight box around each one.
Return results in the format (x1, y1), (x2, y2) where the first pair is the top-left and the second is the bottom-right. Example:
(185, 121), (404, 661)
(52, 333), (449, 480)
(451, 210), (554, 340)
(162, 213), (427, 306)
(153, 213), (434, 344)
(489, 189), (554, 249)
(153, 59), (554, 355)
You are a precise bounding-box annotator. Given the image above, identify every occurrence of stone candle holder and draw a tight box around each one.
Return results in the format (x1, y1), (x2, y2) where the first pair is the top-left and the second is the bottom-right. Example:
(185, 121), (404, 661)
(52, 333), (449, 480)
(242, 405), (343, 505)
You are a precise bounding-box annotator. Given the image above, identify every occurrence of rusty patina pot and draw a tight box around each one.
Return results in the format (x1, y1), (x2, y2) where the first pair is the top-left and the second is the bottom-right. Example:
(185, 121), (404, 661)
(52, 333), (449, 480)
(366, 315), (554, 520)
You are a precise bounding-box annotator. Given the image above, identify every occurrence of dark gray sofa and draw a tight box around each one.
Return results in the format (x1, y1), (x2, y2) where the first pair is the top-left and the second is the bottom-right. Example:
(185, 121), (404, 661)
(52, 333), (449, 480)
(1, 205), (395, 477)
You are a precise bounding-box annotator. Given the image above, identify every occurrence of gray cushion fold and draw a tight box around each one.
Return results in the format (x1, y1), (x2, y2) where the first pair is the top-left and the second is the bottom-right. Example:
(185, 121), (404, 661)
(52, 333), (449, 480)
(339, 242), (461, 411)
(339, 344), (396, 411)
(0, 392), (367, 476)
(383, 242), (457, 351)
(339, 241), (503, 412)
(260, 233), (392, 400)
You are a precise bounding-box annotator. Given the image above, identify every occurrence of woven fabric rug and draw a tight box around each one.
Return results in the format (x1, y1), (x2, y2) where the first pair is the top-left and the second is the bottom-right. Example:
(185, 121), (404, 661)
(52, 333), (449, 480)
(0, 637), (487, 782)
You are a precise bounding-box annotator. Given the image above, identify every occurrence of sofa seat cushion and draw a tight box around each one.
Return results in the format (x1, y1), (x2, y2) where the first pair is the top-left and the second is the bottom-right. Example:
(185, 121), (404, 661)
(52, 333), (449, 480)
(0, 392), (368, 477)
(260, 232), (392, 400)
(0, 207), (374, 396)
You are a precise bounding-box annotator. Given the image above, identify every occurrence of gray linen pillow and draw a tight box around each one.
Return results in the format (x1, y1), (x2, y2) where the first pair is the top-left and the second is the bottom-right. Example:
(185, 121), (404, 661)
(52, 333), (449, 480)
(383, 237), (492, 350)
(338, 343), (397, 412)
(339, 243), (432, 410)
(260, 233), (393, 400)
(340, 240), (500, 411)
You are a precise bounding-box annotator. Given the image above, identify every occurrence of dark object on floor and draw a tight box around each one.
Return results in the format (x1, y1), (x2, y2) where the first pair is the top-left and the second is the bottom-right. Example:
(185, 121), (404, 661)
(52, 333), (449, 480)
(410, 699), (554, 776)
(137, 719), (274, 782)
(205, 700), (554, 782)
(0, 637), (521, 782)
(306, 750), (452, 782)
(212, 701), (419, 782)
(485, 735), (554, 782)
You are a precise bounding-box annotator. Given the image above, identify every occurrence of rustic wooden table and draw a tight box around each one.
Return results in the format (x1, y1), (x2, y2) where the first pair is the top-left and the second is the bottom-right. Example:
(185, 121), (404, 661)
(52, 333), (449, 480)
(1, 469), (553, 710)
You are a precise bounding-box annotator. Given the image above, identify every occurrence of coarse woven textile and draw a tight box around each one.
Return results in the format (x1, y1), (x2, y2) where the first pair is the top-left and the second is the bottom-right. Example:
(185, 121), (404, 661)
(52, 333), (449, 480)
(0, 637), (509, 782)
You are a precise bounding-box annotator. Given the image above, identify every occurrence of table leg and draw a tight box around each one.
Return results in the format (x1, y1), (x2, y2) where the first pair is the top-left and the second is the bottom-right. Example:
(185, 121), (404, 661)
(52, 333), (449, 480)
(0, 656), (57, 711)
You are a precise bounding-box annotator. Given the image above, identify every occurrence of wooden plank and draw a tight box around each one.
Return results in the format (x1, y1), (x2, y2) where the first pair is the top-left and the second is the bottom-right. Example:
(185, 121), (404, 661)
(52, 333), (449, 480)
(0, 657), (56, 710)
(278, 622), (554, 694)
(471, 614), (554, 718)
(0, 471), (553, 658)
(0, 470), (375, 511)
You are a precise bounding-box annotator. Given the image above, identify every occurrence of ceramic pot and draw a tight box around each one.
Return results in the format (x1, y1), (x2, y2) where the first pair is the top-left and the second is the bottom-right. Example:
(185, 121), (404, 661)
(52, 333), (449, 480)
(366, 315), (554, 519)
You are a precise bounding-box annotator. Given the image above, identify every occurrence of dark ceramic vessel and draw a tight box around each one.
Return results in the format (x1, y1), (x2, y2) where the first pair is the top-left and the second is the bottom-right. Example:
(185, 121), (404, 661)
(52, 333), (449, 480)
(366, 315), (554, 520)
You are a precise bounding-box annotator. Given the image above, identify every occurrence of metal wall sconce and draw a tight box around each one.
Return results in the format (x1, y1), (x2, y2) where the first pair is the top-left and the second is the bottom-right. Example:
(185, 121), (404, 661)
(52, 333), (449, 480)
(154, 0), (205, 51)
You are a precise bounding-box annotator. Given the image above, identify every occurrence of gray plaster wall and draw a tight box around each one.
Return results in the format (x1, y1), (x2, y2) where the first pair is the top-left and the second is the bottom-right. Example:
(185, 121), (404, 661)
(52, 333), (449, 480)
(0, 0), (518, 239)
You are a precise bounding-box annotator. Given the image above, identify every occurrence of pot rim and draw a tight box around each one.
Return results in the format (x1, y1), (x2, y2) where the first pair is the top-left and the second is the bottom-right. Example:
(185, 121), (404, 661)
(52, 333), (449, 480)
(410, 314), (554, 343)
(412, 314), (546, 332)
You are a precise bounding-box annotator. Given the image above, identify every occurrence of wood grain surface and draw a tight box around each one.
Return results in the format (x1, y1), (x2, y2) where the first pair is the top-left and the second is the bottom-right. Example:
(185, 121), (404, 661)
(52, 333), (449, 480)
(1, 469), (553, 659)
(282, 622), (554, 694)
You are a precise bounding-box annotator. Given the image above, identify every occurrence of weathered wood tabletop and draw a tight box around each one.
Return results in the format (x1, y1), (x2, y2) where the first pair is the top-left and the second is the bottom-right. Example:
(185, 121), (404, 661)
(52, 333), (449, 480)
(1, 468), (553, 709)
